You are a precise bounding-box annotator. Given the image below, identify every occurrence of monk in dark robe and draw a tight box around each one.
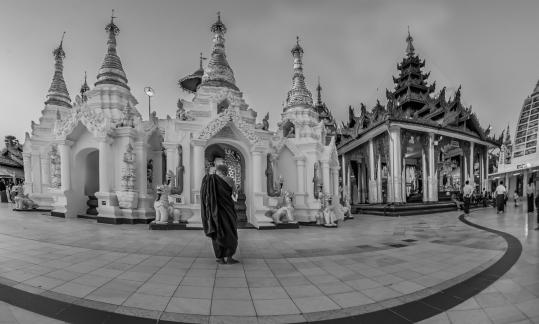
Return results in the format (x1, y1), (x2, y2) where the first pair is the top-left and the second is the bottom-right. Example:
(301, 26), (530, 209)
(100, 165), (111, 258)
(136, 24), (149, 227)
(201, 164), (239, 264)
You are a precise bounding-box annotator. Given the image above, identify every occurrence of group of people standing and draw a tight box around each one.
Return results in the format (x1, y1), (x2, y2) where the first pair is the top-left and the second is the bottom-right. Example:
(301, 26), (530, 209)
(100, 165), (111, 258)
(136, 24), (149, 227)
(493, 179), (539, 230)
(0, 178), (20, 203)
(460, 178), (539, 230)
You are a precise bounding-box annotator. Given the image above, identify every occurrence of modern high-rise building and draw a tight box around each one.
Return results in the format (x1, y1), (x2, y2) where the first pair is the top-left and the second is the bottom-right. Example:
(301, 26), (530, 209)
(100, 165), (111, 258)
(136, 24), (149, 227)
(489, 81), (539, 195)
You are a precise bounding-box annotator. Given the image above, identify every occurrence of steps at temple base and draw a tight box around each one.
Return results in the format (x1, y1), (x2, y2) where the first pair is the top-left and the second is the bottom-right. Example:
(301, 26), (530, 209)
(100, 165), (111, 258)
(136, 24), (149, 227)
(354, 202), (458, 216)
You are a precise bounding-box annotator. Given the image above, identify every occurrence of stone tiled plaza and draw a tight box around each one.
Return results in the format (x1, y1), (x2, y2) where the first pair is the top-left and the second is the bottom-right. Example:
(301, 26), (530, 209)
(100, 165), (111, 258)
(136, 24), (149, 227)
(2, 1), (539, 323)
(0, 203), (538, 323)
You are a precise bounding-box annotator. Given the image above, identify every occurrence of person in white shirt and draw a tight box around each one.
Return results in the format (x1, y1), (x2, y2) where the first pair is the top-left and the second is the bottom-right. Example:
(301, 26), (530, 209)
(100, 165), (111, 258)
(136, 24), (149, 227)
(462, 180), (474, 215)
(495, 181), (507, 214)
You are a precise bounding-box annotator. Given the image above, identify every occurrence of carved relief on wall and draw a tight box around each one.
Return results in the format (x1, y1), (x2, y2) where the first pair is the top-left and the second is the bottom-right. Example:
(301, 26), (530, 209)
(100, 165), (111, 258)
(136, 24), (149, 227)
(49, 144), (61, 189)
(197, 107), (259, 144)
(120, 144), (136, 191)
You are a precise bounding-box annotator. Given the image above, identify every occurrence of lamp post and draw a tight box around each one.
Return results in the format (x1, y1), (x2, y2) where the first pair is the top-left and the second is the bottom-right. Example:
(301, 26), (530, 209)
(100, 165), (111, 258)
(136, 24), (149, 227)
(144, 87), (155, 120)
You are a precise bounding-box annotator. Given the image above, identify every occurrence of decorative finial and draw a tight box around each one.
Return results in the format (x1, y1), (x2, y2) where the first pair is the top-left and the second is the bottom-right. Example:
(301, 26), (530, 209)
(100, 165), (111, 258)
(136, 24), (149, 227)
(53, 32), (66, 60)
(316, 76), (322, 106)
(211, 11), (226, 34)
(291, 35), (303, 55)
(405, 26), (415, 56)
(80, 71), (90, 100)
(106, 9), (120, 35)
(199, 52), (207, 69)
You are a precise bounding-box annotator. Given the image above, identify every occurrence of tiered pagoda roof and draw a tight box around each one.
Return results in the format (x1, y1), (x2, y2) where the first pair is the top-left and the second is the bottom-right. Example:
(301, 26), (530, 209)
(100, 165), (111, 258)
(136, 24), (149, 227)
(314, 79), (336, 134)
(44, 33), (72, 108)
(94, 12), (129, 90)
(201, 12), (238, 91)
(338, 30), (496, 147)
(284, 37), (313, 111)
(391, 29), (436, 113)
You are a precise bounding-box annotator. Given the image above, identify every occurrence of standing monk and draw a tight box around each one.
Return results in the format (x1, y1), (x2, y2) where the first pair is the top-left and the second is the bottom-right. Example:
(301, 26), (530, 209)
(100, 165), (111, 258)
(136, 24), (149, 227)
(200, 164), (239, 264)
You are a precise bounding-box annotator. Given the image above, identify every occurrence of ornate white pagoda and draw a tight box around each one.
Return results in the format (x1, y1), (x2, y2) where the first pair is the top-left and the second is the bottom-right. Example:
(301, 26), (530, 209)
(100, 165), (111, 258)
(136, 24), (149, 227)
(22, 13), (339, 228)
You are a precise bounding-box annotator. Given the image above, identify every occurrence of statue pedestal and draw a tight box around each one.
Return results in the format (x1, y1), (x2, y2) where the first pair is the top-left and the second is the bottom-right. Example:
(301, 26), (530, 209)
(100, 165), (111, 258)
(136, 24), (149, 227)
(116, 191), (139, 209)
(134, 194), (155, 220)
(169, 195), (188, 223)
(95, 191), (122, 223)
(28, 193), (54, 210)
(253, 193), (275, 229)
(186, 205), (202, 229)
(50, 189), (76, 218)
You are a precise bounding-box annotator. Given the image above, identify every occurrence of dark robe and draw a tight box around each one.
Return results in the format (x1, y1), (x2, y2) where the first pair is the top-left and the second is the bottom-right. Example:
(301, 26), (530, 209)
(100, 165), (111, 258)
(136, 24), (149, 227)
(0, 182), (6, 203)
(496, 194), (505, 212)
(201, 174), (238, 259)
(527, 193), (534, 213)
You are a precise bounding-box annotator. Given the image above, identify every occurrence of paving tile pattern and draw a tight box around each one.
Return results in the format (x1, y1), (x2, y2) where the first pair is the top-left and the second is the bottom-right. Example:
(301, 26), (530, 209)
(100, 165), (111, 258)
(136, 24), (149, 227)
(0, 203), (520, 323)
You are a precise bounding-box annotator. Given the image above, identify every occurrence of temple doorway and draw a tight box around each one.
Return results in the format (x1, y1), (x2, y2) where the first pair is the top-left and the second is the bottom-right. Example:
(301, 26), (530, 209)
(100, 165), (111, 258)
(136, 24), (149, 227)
(205, 143), (247, 224)
(73, 148), (100, 217)
(402, 134), (425, 203)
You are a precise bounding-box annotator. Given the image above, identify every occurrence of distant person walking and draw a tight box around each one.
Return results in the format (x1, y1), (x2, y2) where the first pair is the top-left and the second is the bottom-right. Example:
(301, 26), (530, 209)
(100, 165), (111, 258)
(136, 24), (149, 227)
(0, 180), (7, 203)
(513, 191), (519, 207)
(495, 181), (507, 214)
(462, 180), (473, 215)
(200, 164), (239, 265)
(526, 179), (535, 214)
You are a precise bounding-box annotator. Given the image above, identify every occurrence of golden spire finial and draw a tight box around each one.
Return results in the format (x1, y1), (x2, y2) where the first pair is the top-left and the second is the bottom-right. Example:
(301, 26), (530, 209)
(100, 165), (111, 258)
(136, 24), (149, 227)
(405, 26), (414, 56)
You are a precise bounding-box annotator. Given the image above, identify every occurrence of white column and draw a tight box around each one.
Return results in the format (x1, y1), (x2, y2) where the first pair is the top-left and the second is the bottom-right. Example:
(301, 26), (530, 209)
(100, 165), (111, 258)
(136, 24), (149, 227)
(322, 161), (330, 194)
(98, 140), (110, 192)
(341, 154), (346, 193)
(22, 153), (32, 193)
(31, 152), (42, 193)
(422, 149), (428, 202)
(368, 139), (377, 203)
(192, 141), (205, 192)
(391, 126), (402, 203)
(428, 133), (435, 201)
(134, 142), (148, 195)
(40, 155), (50, 188)
(332, 168), (339, 197)
(252, 151), (263, 193)
(59, 143), (71, 191)
(377, 155), (383, 203)
(470, 141), (475, 186)
(295, 158), (305, 193)
(164, 144), (177, 180)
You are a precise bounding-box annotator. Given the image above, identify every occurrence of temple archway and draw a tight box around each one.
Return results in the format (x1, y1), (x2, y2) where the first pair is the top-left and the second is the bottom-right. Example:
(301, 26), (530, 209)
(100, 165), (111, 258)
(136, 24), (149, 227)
(205, 142), (248, 225)
(72, 147), (99, 217)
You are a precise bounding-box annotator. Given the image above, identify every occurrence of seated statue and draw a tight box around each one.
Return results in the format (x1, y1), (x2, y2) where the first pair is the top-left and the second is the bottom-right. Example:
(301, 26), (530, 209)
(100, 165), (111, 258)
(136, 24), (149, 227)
(316, 194), (344, 227)
(268, 191), (296, 224)
(12, 186), (38, 210)
(153, 186), (170, 224)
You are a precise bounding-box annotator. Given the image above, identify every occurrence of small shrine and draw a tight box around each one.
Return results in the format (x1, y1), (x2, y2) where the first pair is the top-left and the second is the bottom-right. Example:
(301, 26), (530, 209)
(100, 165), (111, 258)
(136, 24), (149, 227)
(22, 13), (340, 228)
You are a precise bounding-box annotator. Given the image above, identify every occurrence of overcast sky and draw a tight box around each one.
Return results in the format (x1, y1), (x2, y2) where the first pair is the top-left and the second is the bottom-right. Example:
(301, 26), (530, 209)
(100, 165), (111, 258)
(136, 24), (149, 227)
(1, 0), (538, 143)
